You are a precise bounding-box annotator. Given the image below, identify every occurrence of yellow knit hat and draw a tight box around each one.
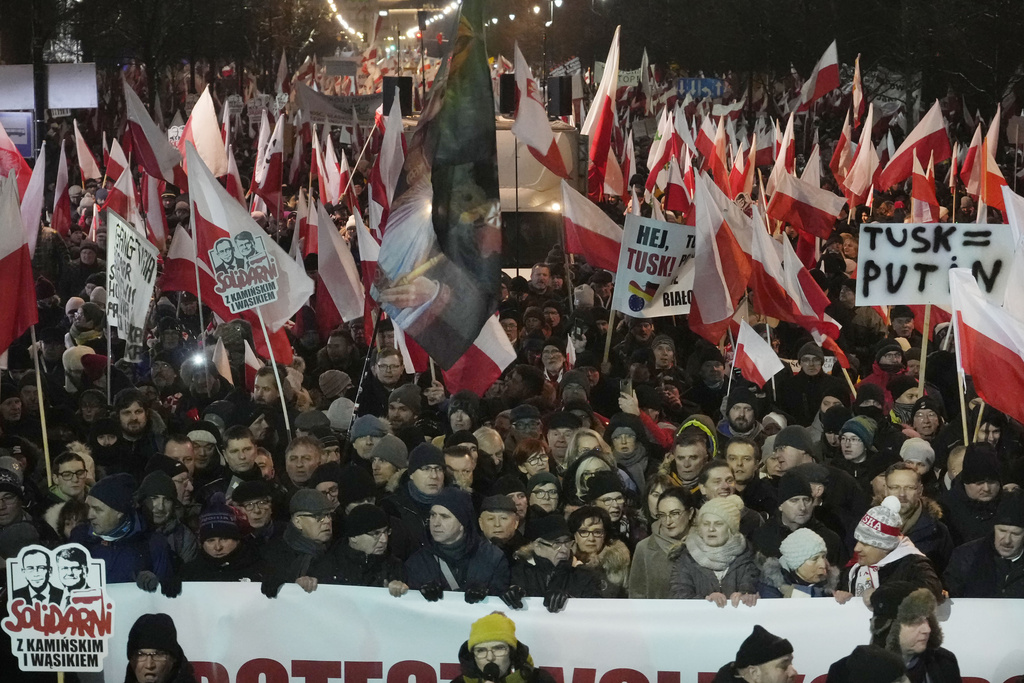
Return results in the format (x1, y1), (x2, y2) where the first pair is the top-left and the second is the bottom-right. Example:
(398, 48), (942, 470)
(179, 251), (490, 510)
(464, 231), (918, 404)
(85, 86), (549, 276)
(468, 612), (518, 650)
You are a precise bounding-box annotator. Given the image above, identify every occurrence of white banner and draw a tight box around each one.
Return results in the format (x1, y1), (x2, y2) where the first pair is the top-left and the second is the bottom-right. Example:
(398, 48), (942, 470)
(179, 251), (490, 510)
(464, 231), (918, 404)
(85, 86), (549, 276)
(105, 213), (160, 361)
(610, 215), (695, 318)
(89, 584), (1024, 683)
(855, 222), (1016, 306)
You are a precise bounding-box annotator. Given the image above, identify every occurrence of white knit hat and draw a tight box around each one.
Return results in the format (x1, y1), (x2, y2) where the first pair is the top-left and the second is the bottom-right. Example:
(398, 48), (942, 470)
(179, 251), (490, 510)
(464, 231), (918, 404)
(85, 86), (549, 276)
(854, 496), (903, 550)
(900, 437), (935, 468)
(779, 528), (827, 572)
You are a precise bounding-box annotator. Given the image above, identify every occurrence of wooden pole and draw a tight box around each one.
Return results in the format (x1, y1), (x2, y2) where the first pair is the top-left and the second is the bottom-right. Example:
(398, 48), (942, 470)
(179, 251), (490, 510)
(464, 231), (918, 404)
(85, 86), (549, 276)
(255, 306), (292, 437)
(957, 370), (970, 445)
(841, 366), (858, 399)
(190, 229), (207, 348)
(29, 326), (53, 483)
(917, 304), (931, 393)
(973, 399), (986, 443)
(602, 310), (617, 366)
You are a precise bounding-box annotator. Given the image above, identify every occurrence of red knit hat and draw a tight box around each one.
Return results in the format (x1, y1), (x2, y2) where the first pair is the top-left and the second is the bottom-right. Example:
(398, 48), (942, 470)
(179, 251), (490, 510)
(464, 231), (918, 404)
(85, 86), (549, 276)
(80, 354), (108, 382)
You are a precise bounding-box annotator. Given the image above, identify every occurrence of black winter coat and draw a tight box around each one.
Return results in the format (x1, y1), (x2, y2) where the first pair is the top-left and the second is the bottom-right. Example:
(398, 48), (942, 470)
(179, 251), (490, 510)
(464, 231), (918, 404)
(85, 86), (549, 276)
(312, 543), (405, 588)
(840, 552), (944, 601)
(509, 555), (602, 599)
(181, 540), (263, 583)
(943, 535), (1024, 598)
(405, 536), (510, 595)
(939, 480), (999, 546)
(750, 516), (846, 567)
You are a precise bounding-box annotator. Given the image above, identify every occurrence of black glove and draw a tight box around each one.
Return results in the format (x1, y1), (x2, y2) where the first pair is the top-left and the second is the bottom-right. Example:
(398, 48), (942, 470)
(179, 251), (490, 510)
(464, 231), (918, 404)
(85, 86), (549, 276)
(261, 578), (285, 599)
(464, 584), (489, 604)
(501, 585), (526, 610)
(543, 589), (569, 613)
(419, 582), (444, 602)
(136, 571), (159, 593)
(160, 575), (182, 598)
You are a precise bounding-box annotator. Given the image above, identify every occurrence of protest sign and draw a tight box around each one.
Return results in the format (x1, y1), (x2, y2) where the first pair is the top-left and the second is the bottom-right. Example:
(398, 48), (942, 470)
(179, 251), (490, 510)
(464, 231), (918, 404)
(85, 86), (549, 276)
(855, 222), (1016, 306)
(166, 125), (184, 146)
(99, 583), (1024, 683)
(2, 543), (112, 672)
(245, 93), (273, 120)
(225, 94), (244, 115)
(293, 83), (382, 126)
(208, 229), (281, 314)
(549, 56), (581, 78)
(610, 214), (695, 318)
(638, 257), (695, 316)
(105, 212), (159, 361)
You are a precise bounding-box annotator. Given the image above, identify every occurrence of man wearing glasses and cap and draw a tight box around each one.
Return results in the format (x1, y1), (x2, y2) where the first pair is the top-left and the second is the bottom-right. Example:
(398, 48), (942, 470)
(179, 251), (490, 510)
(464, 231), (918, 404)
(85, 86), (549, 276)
(451, 612), (556, 683)
(260, 489), (335, 598)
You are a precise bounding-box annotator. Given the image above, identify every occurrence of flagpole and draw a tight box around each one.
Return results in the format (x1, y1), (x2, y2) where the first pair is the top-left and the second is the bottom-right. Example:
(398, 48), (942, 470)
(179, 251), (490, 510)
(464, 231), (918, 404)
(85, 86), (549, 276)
(29, 326), (53, 483)
(349, 307), (384, 441)
(726, 330), (737, 395)
(841, 365), (858, 399)
(950, 309), (971, 444)
(255, 305), (292, 437)
(972, 399), (986, 442)
(191, 230), (207, 348)
(917, 304), (931, 393)
(602, 310), (617, 371)
(340, 117), (381, 203)
(764, 323), (777, 401)
(515, 140), (522, 278)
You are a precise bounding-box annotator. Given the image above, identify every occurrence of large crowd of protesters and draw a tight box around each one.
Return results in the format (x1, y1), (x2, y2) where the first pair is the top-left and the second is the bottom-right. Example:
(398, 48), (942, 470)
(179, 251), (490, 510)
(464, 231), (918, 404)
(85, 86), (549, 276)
(2, 92), (1022, 683)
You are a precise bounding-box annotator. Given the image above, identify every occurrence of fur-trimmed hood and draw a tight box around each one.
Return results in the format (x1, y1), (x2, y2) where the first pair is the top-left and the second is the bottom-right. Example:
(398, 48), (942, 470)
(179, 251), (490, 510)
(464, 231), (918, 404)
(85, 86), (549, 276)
(871, 587), (943, 655)
(578, 538), (631, 590)
(759, 556), (839, 595)
(384, 468), (407, 494)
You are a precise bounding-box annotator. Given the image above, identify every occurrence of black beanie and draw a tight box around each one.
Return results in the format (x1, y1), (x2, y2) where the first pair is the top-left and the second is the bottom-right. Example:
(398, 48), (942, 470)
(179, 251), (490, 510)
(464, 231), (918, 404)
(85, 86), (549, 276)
(345, 504), (390, 538)
(829, 645), (905, 683)
(777, 472), (812, 503)
(583, 470), (623, 502)
(490, 474), (527, 496)
(822, 404), (853, 434)
(137, 471), (177, 502)
(144, 454), (188, 479)
(408, 443), (444, 473)
(734, 625), (793, 668)
(727, 384), (763, 419)
(874, 340), (904, 364)
(127, 613), (183, 660)
(527, 513), (571, 541)
(961, 443), (1001, 485)
(887, 375), (918, 403)
(336, 465), (377, 509)
(773, 426), (813, 455)
(230, 479), (274, 504)
(90, 473), (137, 515)
(994, 489), (1024, 528)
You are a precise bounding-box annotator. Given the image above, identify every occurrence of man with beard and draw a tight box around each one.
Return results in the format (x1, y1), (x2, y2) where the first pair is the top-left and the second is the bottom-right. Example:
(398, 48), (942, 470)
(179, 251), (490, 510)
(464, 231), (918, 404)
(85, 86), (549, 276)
(884, 463), (953, 573)
(95, 389), (165, 481)
(250, 365), (298, 463)
(774, 343), (849, 427)
(716, 385), (766, 447)
(357, 348), (409, 417)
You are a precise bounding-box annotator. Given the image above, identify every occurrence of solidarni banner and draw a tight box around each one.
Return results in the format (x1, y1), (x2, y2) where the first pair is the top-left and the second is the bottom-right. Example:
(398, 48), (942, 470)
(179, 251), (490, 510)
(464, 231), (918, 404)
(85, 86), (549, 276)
(92, 584), (1024, 683)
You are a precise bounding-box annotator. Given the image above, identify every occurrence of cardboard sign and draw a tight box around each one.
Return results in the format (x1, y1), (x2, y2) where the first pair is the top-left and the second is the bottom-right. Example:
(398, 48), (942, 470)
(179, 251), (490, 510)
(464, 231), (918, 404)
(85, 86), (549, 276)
(2, 543), (112, 672)
(105, 213), (160, 361)
(855, 222), (1016, 305)
(610, 214), (695, 318)
(208, 230), (281, 313)
(225, 94), (244, 115)
(640, 258), (694, 316)
(549, 57), (581, 78)
(293, 83), (382, 126)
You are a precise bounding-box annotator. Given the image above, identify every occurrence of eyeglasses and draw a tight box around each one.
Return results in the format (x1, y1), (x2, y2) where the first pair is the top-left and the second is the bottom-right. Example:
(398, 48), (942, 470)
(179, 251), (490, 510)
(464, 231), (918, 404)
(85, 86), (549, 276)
(23, 564), (49, 574)
(319, 484), (340, 498)
(531, 489), (558, 500)
(364, 528), (390, 539)
(655, 509), (686, 521)
(472, 644), (510, 659)
(597, 494), (624, 505)
(418, 465), (444, 475)
(525, 454), (547, 466)
(839, 436), (863, 445)
(58, 469), (88, 481)
(296, 512), (331, 523)
(535, 538), (573, 551)
(132, 650), (171, 663)
(377, 363), (402, 371)
(514, 419), (541, 429)
(576, 528), (605, 539)
(241, 498), (272, 512)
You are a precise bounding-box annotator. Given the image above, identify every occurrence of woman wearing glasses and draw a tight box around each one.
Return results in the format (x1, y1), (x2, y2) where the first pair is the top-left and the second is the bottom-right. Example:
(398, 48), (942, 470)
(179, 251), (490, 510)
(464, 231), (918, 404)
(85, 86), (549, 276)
(567, 506), (630, 598)
(628, 487), (693, 599)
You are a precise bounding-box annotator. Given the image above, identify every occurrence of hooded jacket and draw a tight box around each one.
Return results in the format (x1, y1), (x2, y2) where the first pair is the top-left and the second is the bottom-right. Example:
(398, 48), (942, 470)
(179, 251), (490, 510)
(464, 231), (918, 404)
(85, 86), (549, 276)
(869, 588), (960, 683)
(841, 537), (943, 600)
(70, 512), (174, 584)
(509, 547), (602, 599)
(757, 556), (839, 598)
(450, 640), (557, 683)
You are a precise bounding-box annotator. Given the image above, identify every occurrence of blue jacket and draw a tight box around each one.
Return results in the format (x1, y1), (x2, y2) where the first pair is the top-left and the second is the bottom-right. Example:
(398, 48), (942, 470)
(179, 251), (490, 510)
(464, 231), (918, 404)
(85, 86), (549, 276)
(70, 512), (174, 584)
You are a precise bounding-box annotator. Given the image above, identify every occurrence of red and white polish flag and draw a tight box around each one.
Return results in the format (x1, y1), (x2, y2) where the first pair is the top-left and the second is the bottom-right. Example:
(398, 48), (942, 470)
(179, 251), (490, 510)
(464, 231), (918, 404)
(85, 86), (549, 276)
(0, 172), (38, 356)
(511, 43), (569, 179)
(796, 40), (840, 112)
(766, 171), (846, 240)
(560, 179), (623, 272)
(734, 319), (784, 387)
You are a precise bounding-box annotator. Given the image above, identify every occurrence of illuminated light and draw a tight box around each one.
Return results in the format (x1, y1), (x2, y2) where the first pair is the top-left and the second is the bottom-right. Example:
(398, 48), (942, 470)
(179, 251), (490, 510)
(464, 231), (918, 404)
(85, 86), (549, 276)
(379, 9), (388, 16)
(533, 5), (541, 13)
(555, 0), (563, 6)
(550, 202), (561, 213)
(545, 20), (552, 26)
(509, 13), (515, 19)
(491, 17), (498, 24)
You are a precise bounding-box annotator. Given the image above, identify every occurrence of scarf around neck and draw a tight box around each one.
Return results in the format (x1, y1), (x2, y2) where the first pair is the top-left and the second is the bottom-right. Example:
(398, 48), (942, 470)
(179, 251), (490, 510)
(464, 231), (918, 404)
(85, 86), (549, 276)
(686, 531), (746, 571)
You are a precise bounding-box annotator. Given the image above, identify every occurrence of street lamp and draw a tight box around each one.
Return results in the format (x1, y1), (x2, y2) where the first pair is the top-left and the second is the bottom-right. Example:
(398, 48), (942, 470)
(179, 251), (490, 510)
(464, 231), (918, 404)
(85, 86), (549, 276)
(509, 13), (515, 20)
(533, 5), (541, 13)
